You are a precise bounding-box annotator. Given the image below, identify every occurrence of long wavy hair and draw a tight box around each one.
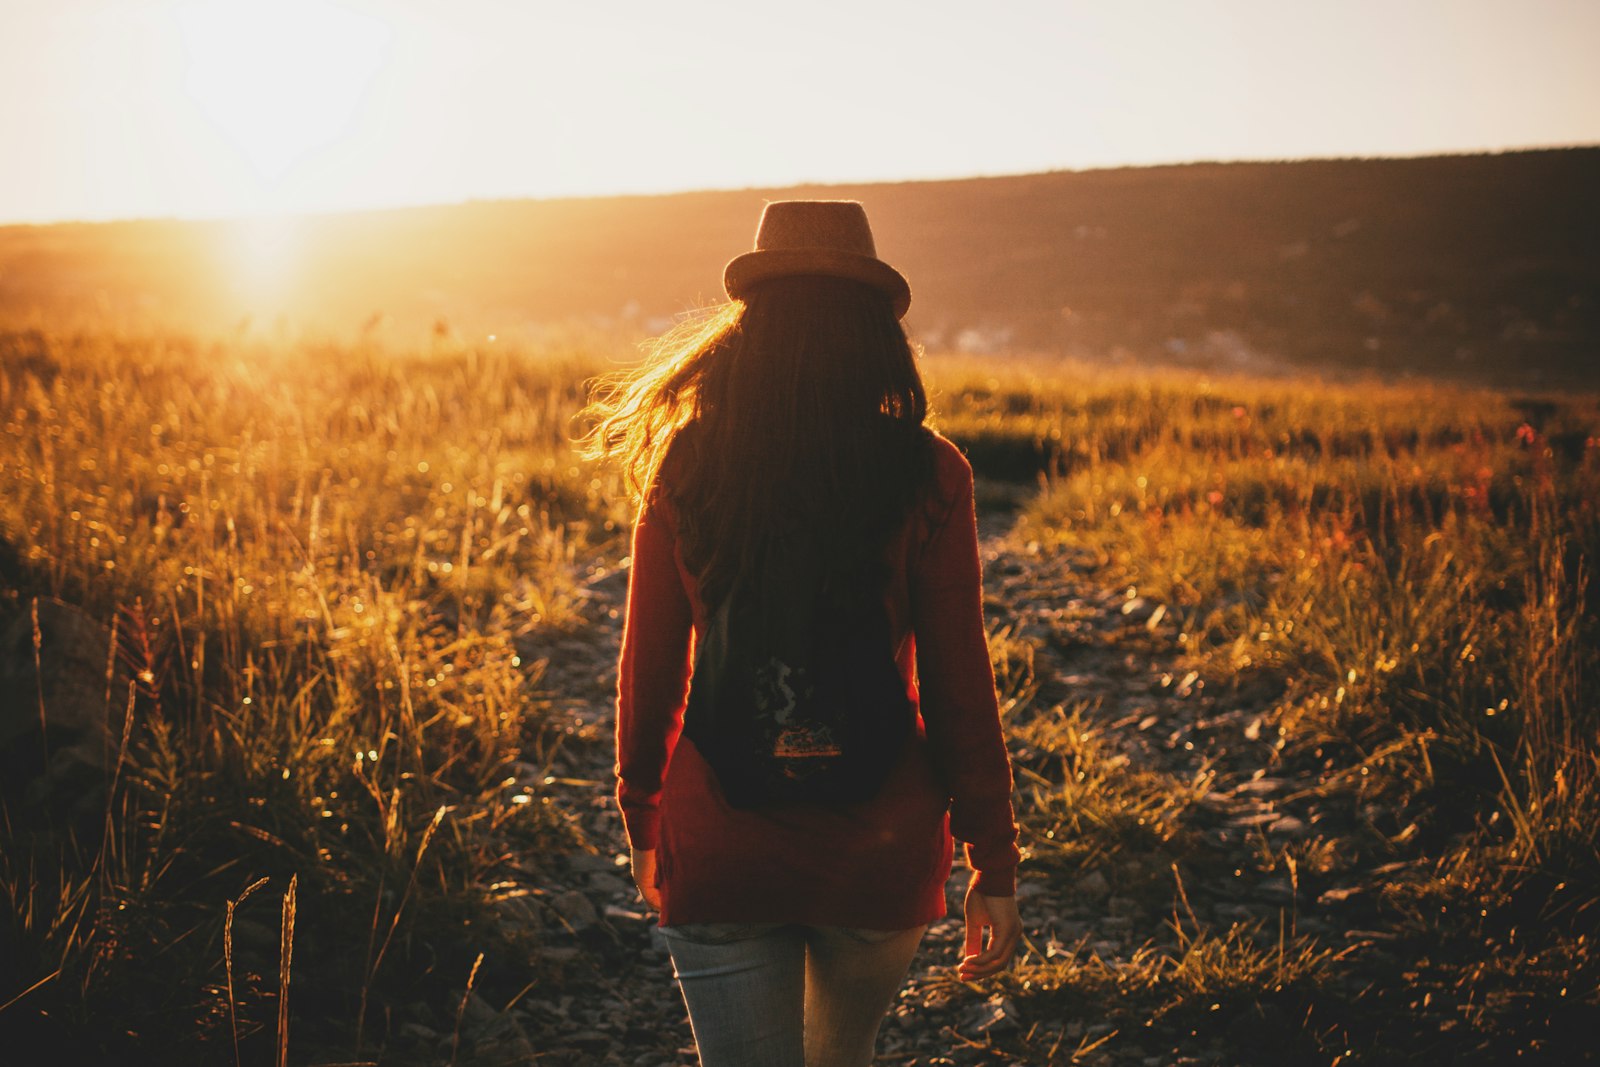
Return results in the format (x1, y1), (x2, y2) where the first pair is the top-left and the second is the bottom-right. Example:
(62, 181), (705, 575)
(585, 274), (935, 608)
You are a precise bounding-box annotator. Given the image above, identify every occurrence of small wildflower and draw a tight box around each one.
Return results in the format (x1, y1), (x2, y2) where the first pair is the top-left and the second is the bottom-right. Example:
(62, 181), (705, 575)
(1516, 423), (1536, 446)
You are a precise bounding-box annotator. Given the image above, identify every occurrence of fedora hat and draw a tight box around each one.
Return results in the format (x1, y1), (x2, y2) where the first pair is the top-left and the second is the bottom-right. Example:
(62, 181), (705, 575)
(723, 200), (911, 319)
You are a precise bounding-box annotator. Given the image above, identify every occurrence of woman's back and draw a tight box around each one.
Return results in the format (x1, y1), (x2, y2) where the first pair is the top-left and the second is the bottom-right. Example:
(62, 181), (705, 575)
(618, 431), (1014, 928)
(591, 199), (1021, 1067)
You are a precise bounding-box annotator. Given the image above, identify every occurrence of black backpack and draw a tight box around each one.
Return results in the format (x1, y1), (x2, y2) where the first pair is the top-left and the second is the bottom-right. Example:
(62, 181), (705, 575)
(681, 533), (913, 809)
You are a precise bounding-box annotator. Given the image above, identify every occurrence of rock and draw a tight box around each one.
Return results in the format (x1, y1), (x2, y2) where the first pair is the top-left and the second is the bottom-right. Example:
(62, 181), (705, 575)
(1073, 869), (1111, 901)
(491, 891), (544, 934)
(566, 850), (618, 873)
(397, 1021), (441, 1044)
(1229, 811), (1280, 829)
(549, 888), (599, 931)
(562, 1029), (614, 1051)
(603, 903), (649, 924)
(1317, 886), (1364, 906)
(1213, 904), (1257, 925)
(588, 871), (633, 898)
(1120, 596), (1156, 621)
(1107, 895), (1142, 918)
(508, 760), (545, 787)
(1015, 878), (1049, 902)
(960, 996), (1019, 1036)
(1232, 776), (1289, 796)
(1255, 877), (1295, 904)
(1268, 815), (1309, 838)
(458, 989), (498, 1029)
(0, 598), (129, 818)
(625, 1023), (664, 1046)
(472, 1015), (538, 1066)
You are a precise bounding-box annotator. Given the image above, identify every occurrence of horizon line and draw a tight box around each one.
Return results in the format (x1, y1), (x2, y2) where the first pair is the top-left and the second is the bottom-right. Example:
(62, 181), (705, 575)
(3, 140), (1595, 231)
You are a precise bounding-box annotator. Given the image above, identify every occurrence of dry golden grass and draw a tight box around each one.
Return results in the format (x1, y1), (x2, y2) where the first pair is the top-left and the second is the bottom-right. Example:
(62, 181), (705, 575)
(0, 333), (1595, 1062)
(0, 327), (619, 1056)
(925, 355), (1600, 1062)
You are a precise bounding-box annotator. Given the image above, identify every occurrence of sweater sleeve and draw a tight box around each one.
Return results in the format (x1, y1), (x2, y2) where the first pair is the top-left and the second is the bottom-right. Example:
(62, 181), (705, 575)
(614, 485), (695, 851)
(910, 442), (1021, 895)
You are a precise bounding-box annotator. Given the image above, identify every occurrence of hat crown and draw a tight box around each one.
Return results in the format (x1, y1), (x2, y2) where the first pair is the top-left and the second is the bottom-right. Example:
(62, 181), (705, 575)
(723, 198), (910, 318)
(751, 200), (878, 258)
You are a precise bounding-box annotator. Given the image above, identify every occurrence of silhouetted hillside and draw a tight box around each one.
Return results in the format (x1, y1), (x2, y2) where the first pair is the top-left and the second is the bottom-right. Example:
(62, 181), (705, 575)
(2, 148), (1596, 384)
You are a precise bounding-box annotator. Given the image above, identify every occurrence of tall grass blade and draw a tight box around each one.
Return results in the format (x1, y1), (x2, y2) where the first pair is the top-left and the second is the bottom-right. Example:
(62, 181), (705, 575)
(278, 873), (297, 1067)
(226, 876), (270, 1067)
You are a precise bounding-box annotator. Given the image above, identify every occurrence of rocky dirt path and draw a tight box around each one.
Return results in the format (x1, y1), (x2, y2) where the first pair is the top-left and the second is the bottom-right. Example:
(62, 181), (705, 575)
(449, 505), (1396, 1066)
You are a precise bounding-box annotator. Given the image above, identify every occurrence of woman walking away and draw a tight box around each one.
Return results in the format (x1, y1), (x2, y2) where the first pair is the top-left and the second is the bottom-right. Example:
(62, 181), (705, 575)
(589, 200), (1021, 1066)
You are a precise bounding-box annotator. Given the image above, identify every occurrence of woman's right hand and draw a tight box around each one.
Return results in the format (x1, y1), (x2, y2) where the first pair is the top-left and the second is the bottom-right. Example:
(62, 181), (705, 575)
(959, 877), (1021, 980)
(631, 847), (662, 911)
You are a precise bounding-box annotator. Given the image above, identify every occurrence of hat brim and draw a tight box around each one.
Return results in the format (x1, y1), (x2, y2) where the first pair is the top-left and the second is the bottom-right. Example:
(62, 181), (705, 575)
(724, 248), (911, 320)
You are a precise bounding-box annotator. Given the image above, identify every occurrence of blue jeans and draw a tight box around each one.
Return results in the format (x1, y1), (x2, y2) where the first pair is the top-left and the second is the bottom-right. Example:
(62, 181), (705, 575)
(659, 921), (928, 1067)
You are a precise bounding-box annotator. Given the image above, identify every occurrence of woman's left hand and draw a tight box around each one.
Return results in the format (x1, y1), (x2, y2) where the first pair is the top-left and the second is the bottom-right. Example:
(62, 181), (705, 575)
(631, 847), (662, 910)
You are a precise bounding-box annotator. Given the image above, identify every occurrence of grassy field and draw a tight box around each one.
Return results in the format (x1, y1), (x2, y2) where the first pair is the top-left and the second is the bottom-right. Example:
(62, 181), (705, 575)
(0, 327), (619, 1061)
(1, 326), (1596, 1064)
(934, 360), (1600, 1062)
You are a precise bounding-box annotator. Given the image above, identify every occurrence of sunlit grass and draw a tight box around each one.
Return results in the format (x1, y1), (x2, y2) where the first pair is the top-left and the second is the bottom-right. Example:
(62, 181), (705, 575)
(1011, 702), (1213, 874)
(0, 328), (615, 1055)
(926, 354), (1600, 1061)
(2, 336), (1596, 1061)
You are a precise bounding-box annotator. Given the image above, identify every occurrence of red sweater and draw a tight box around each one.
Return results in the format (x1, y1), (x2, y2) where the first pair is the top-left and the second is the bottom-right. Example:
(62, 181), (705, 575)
(614, 433), (1020, 929)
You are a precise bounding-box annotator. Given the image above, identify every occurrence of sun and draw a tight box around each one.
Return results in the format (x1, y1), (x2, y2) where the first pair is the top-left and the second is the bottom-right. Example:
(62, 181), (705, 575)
(177, 0), (391, 187)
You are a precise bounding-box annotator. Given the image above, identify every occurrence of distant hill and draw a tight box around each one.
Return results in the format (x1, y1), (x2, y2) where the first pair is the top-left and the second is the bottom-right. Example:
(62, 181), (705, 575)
(2, 148), (1596, 385)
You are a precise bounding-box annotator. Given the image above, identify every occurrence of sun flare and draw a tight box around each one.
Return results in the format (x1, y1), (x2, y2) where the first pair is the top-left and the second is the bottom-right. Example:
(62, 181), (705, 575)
(177, 0), (390, 189)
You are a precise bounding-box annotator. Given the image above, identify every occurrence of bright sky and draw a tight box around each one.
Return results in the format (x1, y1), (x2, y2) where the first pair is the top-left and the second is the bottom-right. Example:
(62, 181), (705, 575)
(1, 0), (1597, 224)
